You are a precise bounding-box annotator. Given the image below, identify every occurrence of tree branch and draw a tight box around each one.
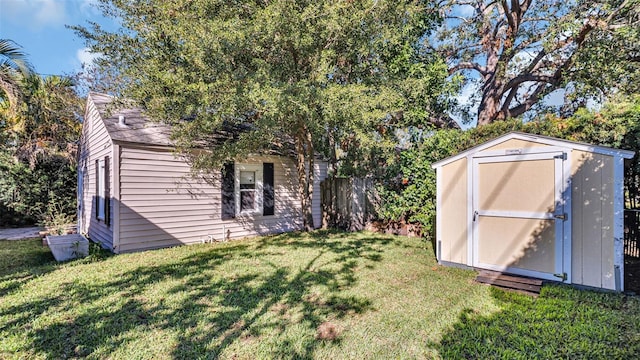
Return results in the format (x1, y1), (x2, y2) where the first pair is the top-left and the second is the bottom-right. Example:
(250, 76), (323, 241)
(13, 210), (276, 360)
(500, 84), (519, 115)
(445, 15), (476, 24)
(448, 62), (487, 75)
(504, 73), (558, 91)
(501, 0), (516, 30)
(506, 82), (547, 118)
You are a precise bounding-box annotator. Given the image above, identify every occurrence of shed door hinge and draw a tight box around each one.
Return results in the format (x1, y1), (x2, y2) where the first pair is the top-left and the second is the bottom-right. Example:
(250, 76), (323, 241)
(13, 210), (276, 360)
(553, 272), (567, 281)
(554, 213), (567, 221)
(554, 153), (567, 160)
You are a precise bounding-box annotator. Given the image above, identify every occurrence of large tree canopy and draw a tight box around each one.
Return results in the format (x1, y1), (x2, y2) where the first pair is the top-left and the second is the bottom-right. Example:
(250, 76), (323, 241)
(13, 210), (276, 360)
(11, 74), (82, 161)
(0, 40), (82, 227)
(432, 0), (640, 125)
(74, 0), (451, 229)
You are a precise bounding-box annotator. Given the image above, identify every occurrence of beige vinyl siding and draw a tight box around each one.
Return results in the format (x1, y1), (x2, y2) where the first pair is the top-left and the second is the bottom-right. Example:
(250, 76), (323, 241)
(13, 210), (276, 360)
(571, 150), (616, 290)
(79, 97), (114, 249)
(117, 147), (322, 253)
(439, 157), (467, 264)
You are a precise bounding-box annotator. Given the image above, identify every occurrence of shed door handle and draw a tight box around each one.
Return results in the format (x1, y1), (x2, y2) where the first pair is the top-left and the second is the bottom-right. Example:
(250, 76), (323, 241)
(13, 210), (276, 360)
(473, 210), (478, 221)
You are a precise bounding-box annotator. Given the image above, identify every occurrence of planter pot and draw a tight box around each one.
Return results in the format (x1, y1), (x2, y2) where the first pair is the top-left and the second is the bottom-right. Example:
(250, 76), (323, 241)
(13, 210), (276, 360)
(46, 234), (89, 262)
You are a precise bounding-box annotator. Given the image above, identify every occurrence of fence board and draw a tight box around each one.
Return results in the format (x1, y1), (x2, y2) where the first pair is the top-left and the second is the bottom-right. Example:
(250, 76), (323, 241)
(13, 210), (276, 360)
(321, 177), (376, 231)
(625, 210), (640, 258)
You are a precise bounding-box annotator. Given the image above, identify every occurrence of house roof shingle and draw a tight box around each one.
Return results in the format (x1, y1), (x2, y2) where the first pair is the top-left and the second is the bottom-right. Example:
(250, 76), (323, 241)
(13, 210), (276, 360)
(88, 92), (309, 158)
(89, 92), (174, 146)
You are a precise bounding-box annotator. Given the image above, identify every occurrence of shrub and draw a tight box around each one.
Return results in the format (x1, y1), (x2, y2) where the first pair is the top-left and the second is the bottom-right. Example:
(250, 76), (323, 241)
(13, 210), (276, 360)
(377, 95), (640, 239)
(0, 151), (77, 227)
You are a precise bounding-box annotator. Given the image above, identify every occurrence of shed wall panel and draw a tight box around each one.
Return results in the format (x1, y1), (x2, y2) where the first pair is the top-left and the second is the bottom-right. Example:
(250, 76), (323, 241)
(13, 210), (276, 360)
(440, 157), (467, 264)
(571, 152), (584, 285)
(601, 155), (615, 289)
(571, 150), (616, 290)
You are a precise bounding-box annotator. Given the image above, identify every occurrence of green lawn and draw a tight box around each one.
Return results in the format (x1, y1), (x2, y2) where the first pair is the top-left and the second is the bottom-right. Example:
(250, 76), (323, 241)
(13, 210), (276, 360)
(1, 231), (639, 359)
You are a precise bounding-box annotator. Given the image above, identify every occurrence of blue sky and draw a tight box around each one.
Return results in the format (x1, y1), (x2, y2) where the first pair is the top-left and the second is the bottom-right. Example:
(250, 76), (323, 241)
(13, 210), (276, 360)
(0, 0), (116, 76)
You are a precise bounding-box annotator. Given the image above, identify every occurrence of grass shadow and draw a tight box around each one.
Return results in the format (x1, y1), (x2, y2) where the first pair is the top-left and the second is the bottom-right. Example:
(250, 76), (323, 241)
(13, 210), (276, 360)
(435, 284), (640, 359)
(0, 238), (57, 297)
(1, 231), (389, 359)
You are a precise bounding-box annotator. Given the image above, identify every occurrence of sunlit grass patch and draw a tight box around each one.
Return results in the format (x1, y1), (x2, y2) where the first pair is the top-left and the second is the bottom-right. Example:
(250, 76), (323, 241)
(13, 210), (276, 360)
(0, 231), (638, 359)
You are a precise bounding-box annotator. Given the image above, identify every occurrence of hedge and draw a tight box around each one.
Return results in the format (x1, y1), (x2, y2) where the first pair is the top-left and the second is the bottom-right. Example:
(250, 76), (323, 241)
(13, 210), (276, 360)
(377, 95), (640, 239)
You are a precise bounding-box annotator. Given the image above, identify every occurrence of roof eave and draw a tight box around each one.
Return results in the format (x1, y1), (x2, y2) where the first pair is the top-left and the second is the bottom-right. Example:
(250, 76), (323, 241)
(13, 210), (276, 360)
(431, 131), (636, 169)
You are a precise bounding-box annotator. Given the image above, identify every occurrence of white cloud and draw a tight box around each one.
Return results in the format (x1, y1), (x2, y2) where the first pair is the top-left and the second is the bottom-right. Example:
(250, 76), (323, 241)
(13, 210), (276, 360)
(76, 47), (100, 68)
(79, 0), (101, 16)
(1, 0), (67, 29)
(35, 0), (67, 27)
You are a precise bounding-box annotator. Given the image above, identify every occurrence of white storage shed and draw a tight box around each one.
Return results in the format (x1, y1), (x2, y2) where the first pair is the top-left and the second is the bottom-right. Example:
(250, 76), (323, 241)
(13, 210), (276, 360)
(432, 132), (635, 291)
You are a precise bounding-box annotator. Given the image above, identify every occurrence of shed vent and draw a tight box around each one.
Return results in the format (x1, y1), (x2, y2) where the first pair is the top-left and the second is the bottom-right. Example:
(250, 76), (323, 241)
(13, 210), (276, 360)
(118, 115), (126, 126)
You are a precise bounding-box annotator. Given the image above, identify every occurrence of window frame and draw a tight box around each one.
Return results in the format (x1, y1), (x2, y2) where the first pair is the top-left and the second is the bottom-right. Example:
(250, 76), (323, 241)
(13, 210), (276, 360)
(97, 158), (106, 220)
(234, 163), (263, 215)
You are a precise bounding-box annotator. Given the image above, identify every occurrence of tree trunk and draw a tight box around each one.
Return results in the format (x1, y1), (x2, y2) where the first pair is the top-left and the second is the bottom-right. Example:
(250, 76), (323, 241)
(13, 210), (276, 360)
(294, 126), (315, 231)
(477, 94), (499, 126)
(477, 80), (507, 126)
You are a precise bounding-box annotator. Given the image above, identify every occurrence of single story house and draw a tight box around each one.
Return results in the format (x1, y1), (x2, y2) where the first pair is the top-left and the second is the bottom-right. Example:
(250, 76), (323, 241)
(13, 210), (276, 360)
(432, 132), (635, 291)
(78, 92), (327, 253)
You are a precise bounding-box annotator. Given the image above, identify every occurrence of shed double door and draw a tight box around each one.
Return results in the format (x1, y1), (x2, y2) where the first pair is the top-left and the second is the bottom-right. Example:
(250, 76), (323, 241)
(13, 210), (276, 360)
(472, 152), (569, 281)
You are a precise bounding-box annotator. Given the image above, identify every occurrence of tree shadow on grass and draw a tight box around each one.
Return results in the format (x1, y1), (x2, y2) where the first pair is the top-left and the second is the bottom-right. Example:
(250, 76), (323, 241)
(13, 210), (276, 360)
(0, 239), (57, 297)
(0, 239), (115, 298)
(434, 285), (640, 359)
(2, 232), (393, 359)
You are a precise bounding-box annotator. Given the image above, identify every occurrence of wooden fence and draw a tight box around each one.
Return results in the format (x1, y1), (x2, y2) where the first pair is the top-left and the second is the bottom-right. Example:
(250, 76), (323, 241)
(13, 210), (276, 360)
(320, 177), (377, 231)
(625, 209), (640, 258)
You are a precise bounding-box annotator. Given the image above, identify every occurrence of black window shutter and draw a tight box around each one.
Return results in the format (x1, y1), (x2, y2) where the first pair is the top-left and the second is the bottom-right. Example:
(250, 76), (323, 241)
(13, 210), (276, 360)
(95, 159), (99, 219)
(104, 156), (110, 226)
(263, 163), (274, 216)
(221, 163), (235, 219)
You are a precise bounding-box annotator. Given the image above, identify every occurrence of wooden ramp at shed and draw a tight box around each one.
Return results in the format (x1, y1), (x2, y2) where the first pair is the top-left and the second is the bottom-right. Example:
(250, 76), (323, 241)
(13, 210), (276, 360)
(475, 270), (543, 296)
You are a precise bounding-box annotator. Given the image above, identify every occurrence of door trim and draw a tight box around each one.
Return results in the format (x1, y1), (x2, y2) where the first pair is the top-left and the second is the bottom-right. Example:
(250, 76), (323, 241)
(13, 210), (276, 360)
(471, 151), (571, 282)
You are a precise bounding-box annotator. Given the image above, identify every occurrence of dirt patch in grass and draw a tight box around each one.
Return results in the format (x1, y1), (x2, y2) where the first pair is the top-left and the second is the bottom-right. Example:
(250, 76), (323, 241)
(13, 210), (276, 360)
(316, 321), (341, 341)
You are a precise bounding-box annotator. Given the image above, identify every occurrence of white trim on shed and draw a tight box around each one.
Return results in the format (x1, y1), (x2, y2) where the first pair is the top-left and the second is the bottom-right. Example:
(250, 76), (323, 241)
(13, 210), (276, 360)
(432, 132), (634, 168)
(432, 132), (635, 291)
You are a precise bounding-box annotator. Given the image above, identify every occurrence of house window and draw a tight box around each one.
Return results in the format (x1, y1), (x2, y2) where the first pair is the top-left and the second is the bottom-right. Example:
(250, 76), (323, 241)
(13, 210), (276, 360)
(235, 164), (263, 215)
(222, 162), (274, 219)
(97, 159), (105, 220)
(240, 171), (256, 211)
(95, 155), (110, 225)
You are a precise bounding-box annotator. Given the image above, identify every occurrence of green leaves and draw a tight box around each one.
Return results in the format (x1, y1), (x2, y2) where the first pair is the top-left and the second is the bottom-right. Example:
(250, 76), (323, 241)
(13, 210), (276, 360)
(431, 0), (640, 124)
(378, 95), (640, 237)
(75, 0), (448, 162)
(0, 151), (77, 226)
(73, 0), (452, 229)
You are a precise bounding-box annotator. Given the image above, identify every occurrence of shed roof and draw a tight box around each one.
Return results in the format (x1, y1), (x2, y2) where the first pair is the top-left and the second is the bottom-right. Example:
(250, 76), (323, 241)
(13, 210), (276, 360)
(432, 131), (635, 169)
